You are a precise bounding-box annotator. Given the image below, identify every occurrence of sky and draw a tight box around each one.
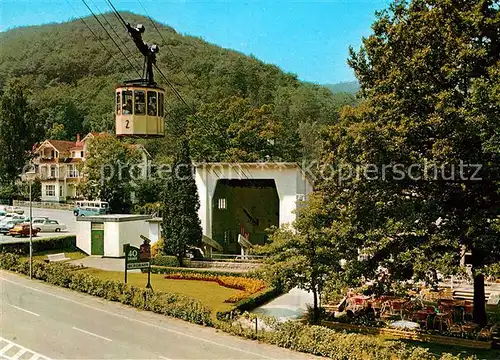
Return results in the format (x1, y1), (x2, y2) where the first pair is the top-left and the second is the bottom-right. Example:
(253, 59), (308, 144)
(0, 0), (391, 84)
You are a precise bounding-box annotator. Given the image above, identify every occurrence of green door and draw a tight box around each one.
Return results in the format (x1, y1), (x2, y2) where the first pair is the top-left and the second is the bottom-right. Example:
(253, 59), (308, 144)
(90, 222), (104, 255)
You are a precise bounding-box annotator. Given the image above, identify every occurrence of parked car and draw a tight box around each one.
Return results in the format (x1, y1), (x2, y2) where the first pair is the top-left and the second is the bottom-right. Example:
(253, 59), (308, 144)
(5, 206), (24, 215)
(0, 209), (6, 220)
(8, 223), (39, 237)
(0, 214), (26, 224)
(32, 218), (67, 232)
(0, 213), (15, 222)
(25, 216), (50, 222)
(0, 219), (26, 234)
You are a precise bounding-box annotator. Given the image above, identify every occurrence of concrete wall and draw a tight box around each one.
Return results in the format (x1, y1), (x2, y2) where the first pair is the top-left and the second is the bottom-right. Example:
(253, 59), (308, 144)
(77, 218), (150, 257)
(41, 181), (63, 202)
(104, 222), (119, 257)
(116, 220), (149, 257)
(148, 222), (161, 244)
(195, 164), (313, 240)
(76, 221), (91, 255)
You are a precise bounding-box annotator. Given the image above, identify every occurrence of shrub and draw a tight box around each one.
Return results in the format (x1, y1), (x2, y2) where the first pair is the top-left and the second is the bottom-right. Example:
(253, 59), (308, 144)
(261, 322), (444, 360)
(150, 265), (260, 278)
(151, 238), (165, 258)
(151, 254), (180, 267)
(0, 235), (76, 255)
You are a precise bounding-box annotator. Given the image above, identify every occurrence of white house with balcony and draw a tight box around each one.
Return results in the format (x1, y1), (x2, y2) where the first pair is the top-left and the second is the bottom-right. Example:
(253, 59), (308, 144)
(29, 133), (150, 202)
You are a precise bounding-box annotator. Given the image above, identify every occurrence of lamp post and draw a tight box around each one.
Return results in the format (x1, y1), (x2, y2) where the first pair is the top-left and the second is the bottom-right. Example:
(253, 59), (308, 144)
(29, 180), (33, 279)
(25, 167), (36, 279)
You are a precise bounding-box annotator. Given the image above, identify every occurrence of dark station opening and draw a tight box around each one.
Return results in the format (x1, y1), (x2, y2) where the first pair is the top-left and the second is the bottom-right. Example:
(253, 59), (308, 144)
(211, 179), (279, 254)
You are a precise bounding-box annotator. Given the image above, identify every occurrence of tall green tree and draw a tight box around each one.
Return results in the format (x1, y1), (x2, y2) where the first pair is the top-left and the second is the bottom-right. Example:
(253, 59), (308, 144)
(161, 139), (203, 265)
(79, 134), (141, 213)
(257, 194), (338, 323)
(320, 0), (500, 326)
(188, 96), (303, 162)
(0, 81), (42, 184)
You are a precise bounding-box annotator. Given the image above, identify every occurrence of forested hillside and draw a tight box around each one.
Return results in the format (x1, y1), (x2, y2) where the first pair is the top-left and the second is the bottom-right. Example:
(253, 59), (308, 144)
(0, 12), (357, 162)
(324, 81), (360, 94)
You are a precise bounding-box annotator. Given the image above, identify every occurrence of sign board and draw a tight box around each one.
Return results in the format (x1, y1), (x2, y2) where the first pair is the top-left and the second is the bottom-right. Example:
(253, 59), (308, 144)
(124, 237), (153, 290)
(139, 236), (151, 262)
(127, 262), (151, 270)
(126, 245), (150, 270)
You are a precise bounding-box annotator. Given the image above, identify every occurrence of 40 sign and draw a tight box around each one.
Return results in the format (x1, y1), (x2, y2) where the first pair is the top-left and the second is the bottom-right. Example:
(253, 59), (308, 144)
(126, 246), (149, 270)
(125, 245), (150, 270)
(124, 237), (153, 289)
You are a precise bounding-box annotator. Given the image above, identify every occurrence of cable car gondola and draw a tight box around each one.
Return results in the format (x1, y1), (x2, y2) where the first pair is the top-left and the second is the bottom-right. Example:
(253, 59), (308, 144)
(115, 23), (165, 137)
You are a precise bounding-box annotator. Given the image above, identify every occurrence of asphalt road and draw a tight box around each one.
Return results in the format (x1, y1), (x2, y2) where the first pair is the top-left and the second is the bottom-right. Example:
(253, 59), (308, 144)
(0, 207), (76, 243)
(0, 271), (317, 360)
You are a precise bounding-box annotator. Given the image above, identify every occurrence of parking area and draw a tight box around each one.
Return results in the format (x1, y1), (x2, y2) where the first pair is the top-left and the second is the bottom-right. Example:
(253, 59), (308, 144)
(0, 206), (76, 243)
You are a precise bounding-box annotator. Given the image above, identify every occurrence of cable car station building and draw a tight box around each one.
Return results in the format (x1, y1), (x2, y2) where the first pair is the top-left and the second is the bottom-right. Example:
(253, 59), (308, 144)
(195, 163), (313, 253)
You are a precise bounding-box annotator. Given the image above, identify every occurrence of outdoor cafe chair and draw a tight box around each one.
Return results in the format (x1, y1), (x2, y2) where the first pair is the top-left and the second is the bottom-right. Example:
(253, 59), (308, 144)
(433, 312), (452, 331)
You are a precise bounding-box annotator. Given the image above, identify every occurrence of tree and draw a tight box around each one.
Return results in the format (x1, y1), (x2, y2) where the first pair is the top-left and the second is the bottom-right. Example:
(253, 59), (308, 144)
(188, 96), (303, 162)
(0, 81), (42, 184)
(320, 0), (500, 326)
(78, 134), (141, 213)
(257, 194), (338, 323)
(161, 139), (203, 265)
(46, 123), (68, 140)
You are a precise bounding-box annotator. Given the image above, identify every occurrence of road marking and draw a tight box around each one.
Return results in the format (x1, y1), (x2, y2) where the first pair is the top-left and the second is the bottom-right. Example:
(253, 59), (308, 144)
(9, 305), (40, 317)
(159, 356), (173, 360)
(72, 327), (112, 342)
(0, 275), (275, 359)
(10, 348), (26, 360)
(0, 337), (50, 360)
(0, 344), (14, 354)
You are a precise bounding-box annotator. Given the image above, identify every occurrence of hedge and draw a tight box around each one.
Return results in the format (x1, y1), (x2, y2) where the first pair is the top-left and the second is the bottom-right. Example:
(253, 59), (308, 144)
(215, 318), (468, 360)
(0, 235), (76, 254)
(151, 255), (181, 267)
(149, 265), (261, 278)
(0, 253), (212, 326)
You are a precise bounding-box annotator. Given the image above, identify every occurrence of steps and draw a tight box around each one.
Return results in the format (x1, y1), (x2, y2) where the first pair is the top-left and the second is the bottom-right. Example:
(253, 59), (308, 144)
(453, 288), (492, 301)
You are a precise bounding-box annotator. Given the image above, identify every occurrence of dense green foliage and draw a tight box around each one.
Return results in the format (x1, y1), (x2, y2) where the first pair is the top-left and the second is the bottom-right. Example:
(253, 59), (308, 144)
(78, 134), (141, 213)
(161, 140), (203, 264)
(316, 0), (500, 326)
(0, 12), (355, 163)
(0, 235), (76, 254)
(0, 81), (43, 184)
(150, 254), (180, 267)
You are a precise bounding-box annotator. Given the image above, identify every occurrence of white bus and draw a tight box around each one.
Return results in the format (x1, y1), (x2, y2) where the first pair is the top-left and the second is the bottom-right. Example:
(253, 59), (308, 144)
(73, 200), (110, 216)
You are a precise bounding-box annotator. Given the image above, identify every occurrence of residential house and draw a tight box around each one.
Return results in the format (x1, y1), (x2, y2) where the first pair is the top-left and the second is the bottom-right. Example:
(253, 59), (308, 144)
(27, 133), (150, 202)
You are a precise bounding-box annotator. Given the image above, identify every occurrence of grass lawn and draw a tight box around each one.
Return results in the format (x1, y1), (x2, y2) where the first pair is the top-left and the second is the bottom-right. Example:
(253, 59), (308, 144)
(24, 248), (87, 261)
(84, 268), (241, 314)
